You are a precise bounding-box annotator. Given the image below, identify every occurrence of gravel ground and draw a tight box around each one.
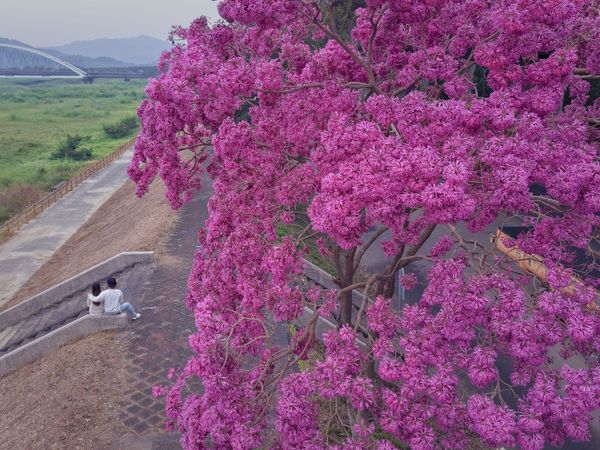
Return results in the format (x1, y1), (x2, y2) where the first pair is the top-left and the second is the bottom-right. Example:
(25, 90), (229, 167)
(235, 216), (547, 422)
(0, 332), (127, 450)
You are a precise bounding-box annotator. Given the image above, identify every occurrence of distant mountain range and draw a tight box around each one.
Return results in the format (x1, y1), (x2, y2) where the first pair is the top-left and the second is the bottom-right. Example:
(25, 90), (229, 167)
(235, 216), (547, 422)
(0, 35), (170, 68)
(0, 37), (33, 48)
(42, 49), (133, 68)
(45, 35), (170, 66)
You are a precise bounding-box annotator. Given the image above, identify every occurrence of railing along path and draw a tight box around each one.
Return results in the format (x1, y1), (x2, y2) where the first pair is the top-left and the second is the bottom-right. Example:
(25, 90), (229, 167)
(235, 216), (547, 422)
(0, 137), (136, 240)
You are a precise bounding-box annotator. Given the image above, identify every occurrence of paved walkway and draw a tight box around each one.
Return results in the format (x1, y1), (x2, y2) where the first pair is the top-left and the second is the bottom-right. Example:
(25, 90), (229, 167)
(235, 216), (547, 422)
(115, 186), (211, 443)
(0, 148), (133, 307)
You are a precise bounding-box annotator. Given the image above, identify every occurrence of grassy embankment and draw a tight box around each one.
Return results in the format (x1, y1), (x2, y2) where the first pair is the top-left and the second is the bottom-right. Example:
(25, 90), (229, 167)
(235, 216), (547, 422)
(0, 78), (146, 222)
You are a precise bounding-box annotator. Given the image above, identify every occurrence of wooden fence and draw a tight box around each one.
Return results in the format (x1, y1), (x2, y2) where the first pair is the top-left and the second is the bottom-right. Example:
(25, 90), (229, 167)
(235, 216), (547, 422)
(0, 136), (136, 241)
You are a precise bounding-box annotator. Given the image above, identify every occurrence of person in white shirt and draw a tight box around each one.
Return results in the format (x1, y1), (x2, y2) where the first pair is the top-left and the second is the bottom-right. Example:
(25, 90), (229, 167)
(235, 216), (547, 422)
(87, 282), (104, 315)
(101, 277), (141, 320)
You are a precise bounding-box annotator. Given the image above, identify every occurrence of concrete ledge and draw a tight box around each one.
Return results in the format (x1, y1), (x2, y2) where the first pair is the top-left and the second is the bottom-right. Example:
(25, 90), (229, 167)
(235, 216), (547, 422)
(0, 313), (128, 378)
(301, 259), (367, 349)
(299, 305), (367, 351)
(0, 251), (153, 329)
(302, 259), (364, 304)
(303, 259), (337, 290)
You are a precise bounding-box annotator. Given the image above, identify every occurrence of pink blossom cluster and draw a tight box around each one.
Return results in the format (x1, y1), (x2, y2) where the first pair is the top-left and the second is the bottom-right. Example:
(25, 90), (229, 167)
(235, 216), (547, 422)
(130, 0), (600, 448)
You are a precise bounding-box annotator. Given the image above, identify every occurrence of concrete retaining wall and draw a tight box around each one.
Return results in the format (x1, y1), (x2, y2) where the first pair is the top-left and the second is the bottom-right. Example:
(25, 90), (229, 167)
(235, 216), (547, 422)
(0, 313), (128, 378)
(302, 259), (365, 304)
(300, 259), (367, 349)
(303, 259), (337, 290)
(0, 251), (153, 329)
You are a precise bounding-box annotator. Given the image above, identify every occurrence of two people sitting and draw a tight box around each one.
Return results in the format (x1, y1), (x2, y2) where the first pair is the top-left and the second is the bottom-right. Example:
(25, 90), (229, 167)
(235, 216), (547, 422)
(87, 277), (141, 320)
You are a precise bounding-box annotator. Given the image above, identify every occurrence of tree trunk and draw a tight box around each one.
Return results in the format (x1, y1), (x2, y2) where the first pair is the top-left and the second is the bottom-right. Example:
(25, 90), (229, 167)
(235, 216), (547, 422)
(340, 290), (353, 326)
(338, 249), (356, 326)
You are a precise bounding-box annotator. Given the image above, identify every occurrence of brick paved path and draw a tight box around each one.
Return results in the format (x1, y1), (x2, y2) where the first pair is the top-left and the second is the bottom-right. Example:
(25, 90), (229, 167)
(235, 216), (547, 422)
(118, 189), (210, 438)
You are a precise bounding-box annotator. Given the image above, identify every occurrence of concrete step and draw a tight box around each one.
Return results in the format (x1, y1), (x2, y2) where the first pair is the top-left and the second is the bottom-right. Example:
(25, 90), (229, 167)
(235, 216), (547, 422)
(6, 315), (41, 347)
(110, 267), (134, 290)
(0, 264), (148, 359)
(33, 310), (60, 335)
(62, 297), (87, 318)
(0, 325), (17, 351)
(44, 305), (72, 329)
(121, 263), (154, 310)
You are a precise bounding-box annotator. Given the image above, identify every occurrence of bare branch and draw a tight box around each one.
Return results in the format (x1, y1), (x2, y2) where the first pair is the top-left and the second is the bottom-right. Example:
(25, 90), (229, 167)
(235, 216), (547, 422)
(353, 226), (389, 272)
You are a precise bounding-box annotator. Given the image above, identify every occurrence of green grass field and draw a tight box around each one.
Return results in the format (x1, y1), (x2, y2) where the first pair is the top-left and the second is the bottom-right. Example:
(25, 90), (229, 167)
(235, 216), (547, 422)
(0, 78), (147, 222)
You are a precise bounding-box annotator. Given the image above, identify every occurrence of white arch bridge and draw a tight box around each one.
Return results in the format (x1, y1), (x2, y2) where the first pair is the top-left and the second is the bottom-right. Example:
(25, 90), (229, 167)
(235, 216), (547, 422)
(0, 44), (88, 78)
(0, 44), (157, 80)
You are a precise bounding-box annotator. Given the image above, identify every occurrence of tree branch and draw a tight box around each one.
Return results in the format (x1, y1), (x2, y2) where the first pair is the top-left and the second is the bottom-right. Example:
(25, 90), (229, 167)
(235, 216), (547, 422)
(353, 226), (389, 272)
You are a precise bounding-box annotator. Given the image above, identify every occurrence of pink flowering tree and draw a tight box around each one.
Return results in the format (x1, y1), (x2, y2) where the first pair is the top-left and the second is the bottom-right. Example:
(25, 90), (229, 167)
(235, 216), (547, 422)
(129, 1), (600, 448)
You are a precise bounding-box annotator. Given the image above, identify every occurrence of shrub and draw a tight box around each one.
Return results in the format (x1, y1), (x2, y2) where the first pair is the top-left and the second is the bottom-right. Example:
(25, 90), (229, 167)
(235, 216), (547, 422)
(51, 134), (93, 161)
(102, 116), (138, 138)
(0, 183), (44, 223)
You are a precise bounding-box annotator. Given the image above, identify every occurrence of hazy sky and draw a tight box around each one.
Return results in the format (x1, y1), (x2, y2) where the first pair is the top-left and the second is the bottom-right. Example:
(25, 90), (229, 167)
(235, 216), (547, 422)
(1, 0), (221, 47)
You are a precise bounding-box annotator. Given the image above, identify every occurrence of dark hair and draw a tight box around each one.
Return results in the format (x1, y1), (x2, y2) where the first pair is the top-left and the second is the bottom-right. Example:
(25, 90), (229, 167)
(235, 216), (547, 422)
(91, 282), (101, 297)
(107, 277), (117, 288)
